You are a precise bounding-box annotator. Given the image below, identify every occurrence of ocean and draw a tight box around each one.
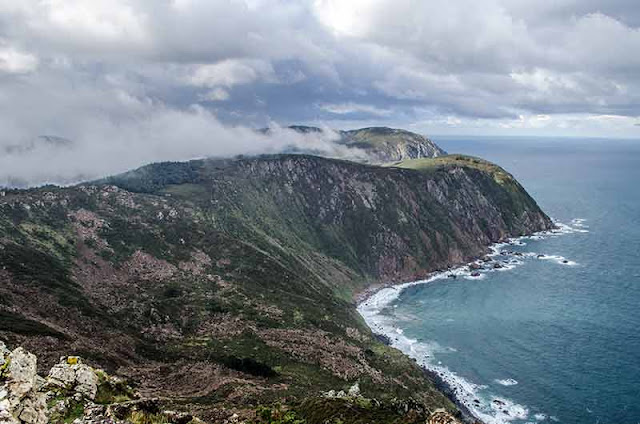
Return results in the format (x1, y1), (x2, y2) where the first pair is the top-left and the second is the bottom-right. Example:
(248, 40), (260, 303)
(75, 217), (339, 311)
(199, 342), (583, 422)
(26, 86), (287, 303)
(358, 137), (640, 424)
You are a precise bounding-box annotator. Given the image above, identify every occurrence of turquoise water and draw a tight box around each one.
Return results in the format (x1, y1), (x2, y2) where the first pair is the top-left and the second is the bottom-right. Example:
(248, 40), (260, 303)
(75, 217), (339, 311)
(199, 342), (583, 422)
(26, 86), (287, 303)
(359, 137), (640, 424)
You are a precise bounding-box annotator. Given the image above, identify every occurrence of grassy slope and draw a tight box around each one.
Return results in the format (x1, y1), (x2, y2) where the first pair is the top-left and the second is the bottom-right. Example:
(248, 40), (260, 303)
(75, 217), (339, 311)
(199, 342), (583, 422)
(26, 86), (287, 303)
(392, 155), (517, 187)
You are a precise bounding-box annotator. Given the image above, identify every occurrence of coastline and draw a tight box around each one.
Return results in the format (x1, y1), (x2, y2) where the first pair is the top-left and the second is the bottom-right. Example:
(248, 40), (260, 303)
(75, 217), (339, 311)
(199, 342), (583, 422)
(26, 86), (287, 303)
(368, 318), (479, 423)
(356, 261), (492, 424)
(355, 242), (510, 424)
(422, 366), (482, 424)
(355, 222), (581, 424)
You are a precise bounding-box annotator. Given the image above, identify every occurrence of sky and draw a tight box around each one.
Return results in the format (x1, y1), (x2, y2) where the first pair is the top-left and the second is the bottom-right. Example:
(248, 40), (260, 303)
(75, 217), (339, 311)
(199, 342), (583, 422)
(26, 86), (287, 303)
(1, 0), (639, 185)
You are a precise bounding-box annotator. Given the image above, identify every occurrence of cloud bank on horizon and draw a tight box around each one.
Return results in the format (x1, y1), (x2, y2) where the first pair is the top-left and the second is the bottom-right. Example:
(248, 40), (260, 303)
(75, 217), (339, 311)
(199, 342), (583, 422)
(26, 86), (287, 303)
(0, 0), (639, 185)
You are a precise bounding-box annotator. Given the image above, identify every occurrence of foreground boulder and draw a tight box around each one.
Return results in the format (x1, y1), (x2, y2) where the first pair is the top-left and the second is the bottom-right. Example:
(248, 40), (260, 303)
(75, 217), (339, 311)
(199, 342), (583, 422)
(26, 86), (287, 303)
(47, 357), (99, 400)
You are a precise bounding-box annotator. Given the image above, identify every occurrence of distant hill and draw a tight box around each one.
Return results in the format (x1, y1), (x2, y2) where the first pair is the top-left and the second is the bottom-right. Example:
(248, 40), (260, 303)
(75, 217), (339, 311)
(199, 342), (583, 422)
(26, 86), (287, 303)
(339, 127), (446, 162)
(268, 126), (446, 163)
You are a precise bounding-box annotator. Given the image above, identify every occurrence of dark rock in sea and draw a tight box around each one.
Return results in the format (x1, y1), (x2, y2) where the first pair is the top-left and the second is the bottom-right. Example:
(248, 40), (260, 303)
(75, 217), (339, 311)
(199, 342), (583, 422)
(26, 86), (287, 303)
(562, 260), (569, 264)
(469, 263), (483, 270)
(537, 254), (546, 258)
(470, 271), (481, 277)
(493, 263), (504, 269)
(447, 274), (457, 279)
(374, 333), (392, 345)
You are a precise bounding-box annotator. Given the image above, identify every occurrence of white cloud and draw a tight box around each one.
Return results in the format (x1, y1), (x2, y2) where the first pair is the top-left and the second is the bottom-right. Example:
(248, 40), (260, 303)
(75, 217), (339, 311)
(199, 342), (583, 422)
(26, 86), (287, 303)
(0, 64), (369, 186)
(189, 59), (276, 88)
(0, 0), (150, 55)
(0, 98), (368, 186)
(317, 102), (391, 116)
(0, 43), (38, 74)
(312, 0), (376, 37)
(510, 69), (580, 93)
(200, 87), (230, 101)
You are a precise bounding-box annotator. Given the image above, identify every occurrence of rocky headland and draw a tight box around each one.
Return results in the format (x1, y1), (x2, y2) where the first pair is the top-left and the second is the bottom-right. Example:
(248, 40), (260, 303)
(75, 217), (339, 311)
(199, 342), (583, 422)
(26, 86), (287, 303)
(0, 130), (553, 423)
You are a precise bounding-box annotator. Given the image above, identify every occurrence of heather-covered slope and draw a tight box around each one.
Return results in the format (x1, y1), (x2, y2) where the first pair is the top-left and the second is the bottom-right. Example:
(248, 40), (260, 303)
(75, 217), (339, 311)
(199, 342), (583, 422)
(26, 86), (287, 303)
(0, 154), (552, 423)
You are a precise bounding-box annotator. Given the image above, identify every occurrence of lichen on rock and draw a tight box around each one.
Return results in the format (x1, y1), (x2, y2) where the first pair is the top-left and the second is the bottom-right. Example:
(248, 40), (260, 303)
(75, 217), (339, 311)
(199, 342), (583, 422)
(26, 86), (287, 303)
(46, 356), (99, 400)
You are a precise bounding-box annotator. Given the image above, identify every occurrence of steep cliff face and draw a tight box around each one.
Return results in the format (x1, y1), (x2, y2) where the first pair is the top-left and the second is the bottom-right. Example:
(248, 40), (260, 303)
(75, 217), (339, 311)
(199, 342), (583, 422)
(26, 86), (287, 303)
(0, 154), (552, 423)
(200, 154), (550, 285)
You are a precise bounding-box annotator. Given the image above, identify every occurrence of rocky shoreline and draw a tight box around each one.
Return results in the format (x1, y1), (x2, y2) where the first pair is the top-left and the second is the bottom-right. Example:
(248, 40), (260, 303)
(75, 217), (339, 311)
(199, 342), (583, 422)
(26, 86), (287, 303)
(370, 330), (480, 424)
(354, 229), (565, 424)
(421, 367), (482, 424)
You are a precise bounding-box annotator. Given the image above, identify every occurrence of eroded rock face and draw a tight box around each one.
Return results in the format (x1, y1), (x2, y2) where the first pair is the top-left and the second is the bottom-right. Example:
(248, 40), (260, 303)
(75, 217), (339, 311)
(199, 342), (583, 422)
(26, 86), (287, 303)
(0, 342), (48, 424)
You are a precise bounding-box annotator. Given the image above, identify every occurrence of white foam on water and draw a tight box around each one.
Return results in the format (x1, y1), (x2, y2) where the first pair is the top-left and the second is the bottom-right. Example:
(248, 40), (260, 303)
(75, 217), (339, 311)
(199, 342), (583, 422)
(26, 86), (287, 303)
(359, 283), (532, 424)
(357, 218), (588, 424)
(537, 254), (578, 266)
(570, 218), (589, 229)
(495, 378), (519, 386)
(554, 222), (589, 234)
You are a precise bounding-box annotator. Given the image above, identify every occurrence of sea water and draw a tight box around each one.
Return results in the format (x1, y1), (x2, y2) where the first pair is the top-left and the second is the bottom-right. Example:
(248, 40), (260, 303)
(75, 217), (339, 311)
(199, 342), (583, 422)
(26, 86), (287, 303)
(358, 137), (640, 424)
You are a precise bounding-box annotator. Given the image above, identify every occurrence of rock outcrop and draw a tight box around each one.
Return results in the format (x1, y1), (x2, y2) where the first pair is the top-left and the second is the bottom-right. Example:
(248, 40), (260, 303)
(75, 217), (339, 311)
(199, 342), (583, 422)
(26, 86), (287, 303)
(428, 408), (462, 424)
(47, 357), (99, 400)
(0, 342), (203, 424)
(0, 342), (47, 424)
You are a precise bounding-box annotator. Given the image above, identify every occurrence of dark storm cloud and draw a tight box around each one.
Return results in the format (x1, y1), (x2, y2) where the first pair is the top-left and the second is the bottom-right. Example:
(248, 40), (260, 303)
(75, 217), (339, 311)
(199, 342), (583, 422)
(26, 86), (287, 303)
(0, 0), (639, 186)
